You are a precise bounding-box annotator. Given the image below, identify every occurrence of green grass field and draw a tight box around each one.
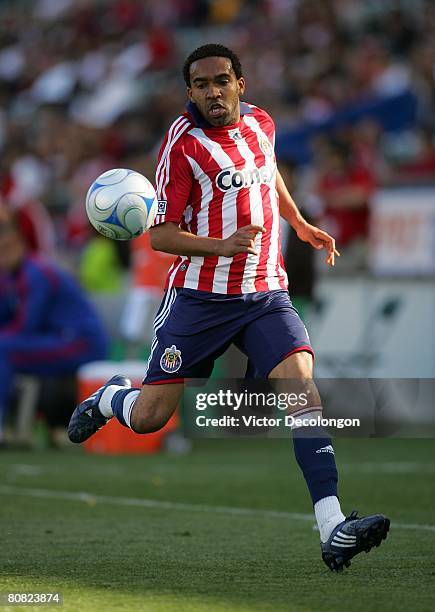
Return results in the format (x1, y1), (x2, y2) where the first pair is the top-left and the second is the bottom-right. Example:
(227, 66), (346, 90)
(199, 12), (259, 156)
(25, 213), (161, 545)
(1, 438), (435, 612)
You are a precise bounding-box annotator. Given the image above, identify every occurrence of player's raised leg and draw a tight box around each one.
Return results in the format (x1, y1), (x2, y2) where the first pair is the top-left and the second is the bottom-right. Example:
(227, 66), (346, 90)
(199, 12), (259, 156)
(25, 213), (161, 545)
(269, 351), (390, 571)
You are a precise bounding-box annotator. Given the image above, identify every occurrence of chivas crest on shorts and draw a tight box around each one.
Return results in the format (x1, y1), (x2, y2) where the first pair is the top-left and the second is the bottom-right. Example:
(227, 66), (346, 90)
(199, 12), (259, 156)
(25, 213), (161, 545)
(160, 344), (182, 373)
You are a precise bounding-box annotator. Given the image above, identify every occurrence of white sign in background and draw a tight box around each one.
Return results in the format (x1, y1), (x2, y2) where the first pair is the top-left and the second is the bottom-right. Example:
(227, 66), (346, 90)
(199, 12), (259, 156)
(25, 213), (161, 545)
(369, 187), (435, 276)
(309, 278), (435, 378)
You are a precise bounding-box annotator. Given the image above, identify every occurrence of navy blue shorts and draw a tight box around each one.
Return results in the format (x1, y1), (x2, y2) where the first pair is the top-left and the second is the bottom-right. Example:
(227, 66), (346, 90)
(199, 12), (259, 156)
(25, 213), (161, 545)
(143, 288), (313, 384)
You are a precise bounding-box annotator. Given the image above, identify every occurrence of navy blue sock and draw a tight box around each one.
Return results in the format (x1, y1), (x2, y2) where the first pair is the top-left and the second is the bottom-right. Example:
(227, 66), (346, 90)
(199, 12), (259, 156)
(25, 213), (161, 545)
(111, 389), (140, 428)
(292, 426), (338, 505)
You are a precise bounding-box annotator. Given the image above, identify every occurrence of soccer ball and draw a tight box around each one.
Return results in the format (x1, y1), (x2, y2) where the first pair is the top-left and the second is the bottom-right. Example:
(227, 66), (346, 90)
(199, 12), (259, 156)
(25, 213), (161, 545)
(86, 168), (158, 240)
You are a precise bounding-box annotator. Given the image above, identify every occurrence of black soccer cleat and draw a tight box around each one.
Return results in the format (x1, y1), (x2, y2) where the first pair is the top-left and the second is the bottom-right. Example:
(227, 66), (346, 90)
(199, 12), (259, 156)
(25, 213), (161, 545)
(321, 510), (390, 572)
(67, 375), (131, 443)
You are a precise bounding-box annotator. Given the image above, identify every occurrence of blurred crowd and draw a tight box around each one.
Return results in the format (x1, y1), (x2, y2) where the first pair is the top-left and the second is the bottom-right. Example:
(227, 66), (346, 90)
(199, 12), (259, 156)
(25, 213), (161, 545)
(0, 0), (434, 268)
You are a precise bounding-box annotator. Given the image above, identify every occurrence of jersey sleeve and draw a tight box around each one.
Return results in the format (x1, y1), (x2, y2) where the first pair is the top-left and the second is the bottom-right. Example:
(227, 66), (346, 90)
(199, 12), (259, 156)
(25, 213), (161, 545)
(153, 132), (193, 227)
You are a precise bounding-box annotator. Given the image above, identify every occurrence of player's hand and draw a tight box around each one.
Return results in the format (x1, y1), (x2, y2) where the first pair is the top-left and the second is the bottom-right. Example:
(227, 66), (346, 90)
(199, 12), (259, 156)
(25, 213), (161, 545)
(220, 225), (266, 257)
(296, 222), (340, 266)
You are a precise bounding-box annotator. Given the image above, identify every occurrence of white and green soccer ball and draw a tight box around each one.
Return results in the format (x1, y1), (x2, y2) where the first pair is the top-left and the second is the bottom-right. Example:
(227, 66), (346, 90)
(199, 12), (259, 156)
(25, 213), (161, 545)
(86, 168), (158, 240)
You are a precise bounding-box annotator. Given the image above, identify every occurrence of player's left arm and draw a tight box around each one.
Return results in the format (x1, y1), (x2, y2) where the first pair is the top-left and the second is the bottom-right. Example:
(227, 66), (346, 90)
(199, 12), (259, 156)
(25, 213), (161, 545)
(276, 169), (340, 267)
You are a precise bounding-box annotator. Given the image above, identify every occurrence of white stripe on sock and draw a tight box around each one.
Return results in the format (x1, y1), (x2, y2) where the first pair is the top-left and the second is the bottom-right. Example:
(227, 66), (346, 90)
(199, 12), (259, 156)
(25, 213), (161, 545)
(99, 385), (128, 418)
(289, 406), (322, 430)
(122, 390), (140, 429)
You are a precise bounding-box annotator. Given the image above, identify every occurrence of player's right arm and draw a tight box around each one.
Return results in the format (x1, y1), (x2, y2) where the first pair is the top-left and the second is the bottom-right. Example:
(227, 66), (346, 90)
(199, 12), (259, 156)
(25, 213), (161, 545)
(151, 121), (263, 258)
(150, 222), (264, 258)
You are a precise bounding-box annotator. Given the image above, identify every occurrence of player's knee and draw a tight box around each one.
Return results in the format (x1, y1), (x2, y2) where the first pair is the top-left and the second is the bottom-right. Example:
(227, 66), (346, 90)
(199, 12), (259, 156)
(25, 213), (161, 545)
(292, 352), (313, 379)
(269, 350), (313, 379)
(295, 350), (313, 370)
(130, 401), (171, 434)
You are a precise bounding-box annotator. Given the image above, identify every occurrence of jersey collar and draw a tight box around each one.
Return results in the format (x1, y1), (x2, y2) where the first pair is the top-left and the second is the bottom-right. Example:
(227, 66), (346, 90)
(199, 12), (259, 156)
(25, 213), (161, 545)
(185, 101), (253, 128)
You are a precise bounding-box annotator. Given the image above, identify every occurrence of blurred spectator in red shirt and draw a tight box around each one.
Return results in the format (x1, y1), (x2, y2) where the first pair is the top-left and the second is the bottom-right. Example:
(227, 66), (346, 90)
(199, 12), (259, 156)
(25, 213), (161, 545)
(351, 119), (392, 185)
(316, 142), (377, 248)
(0, 184), (55, 257)
(0, 137), (55, 256)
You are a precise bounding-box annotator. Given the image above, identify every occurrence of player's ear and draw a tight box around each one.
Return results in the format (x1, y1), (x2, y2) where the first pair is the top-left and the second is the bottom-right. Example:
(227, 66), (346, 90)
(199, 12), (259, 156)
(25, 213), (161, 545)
(187, 87), (193, 102)
(237, 77), (246, 96)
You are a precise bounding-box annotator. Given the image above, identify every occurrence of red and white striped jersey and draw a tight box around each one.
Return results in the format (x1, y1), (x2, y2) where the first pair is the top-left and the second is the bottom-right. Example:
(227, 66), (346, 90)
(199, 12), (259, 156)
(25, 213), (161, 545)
(154, 102), (288, 294)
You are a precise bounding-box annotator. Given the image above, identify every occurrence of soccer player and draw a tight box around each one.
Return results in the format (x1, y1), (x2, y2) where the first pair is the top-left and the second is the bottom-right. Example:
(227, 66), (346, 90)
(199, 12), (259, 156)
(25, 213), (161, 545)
(68, 44), (389, 571)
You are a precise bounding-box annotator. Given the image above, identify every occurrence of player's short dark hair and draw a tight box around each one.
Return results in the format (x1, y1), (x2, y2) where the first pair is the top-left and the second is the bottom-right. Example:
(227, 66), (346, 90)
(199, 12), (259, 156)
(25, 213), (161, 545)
(183, 44), (243, 86)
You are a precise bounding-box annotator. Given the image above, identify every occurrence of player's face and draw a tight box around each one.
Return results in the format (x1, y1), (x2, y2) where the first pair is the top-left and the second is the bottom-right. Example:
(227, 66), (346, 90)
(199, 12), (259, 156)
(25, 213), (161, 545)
(187, 57), (245, 127)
